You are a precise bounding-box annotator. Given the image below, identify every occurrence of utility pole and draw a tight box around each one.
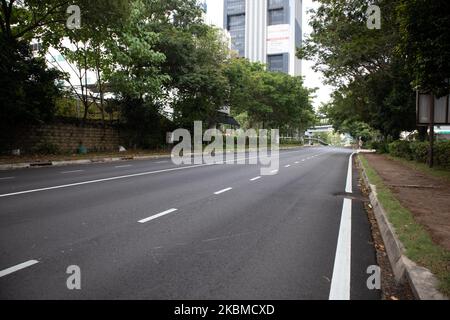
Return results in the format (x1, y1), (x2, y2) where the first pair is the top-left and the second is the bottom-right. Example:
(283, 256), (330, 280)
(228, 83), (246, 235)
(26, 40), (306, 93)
(428, 94), (435, 168)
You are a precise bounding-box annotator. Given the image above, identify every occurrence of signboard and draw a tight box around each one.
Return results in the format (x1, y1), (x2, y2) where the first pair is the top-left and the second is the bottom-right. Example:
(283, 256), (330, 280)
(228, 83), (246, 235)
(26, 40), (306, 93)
(166, 132), (174, 144)
(267, 24), (290, 55)
(416, 92), (450, 125)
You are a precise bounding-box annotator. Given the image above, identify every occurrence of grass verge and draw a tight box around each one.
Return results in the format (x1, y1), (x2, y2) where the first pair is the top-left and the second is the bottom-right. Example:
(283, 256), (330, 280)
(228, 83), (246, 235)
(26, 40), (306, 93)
(359, 154), (450, 297)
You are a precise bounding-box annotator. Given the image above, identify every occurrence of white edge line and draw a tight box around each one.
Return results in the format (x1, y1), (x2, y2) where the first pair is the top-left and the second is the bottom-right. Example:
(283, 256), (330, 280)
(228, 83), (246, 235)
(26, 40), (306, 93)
(214, 187), (232, 195)
(284, 165), (291, 168)
(329, 198), (352, 300)
(138, 208), (178, 224)
(345, 153), (355, 193)
(0, 176), (15, 180)
(0, 260), (39, 278)
(61, 170), (84, 174)
(115, 165), (133, 168)
(250, 176), (261, 181)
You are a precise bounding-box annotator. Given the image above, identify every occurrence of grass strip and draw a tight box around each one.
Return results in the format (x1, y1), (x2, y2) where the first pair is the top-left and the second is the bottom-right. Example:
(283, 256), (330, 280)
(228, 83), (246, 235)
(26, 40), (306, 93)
(359, 154), (450, 296)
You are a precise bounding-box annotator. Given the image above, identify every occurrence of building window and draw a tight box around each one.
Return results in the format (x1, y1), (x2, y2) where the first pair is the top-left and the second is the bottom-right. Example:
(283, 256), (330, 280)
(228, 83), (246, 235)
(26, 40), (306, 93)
(30, 42), (42, 52)
(227, 0), (246, 14)
(268, 8), (284, 25)
(267, 54), (284, 72)
(268, 0), (284, 9)
(227, 14), (245, 56)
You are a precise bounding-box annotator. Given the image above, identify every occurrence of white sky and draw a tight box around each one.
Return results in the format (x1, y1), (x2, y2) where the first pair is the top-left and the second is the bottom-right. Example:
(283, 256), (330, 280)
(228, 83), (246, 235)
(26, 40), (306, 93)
(204, 0), (332, 109)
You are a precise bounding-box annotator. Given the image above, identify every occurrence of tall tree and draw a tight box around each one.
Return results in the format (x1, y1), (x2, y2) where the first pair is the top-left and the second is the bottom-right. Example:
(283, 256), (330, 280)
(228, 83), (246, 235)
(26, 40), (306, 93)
(298, 0), (416, 139)
(397, 0), (450, 97)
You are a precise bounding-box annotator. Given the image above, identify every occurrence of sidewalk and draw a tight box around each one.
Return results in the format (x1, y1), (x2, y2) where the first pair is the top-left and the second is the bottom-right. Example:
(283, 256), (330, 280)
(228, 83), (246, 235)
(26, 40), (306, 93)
(364, 154), (450, 251)
(360, 153), (450, 298)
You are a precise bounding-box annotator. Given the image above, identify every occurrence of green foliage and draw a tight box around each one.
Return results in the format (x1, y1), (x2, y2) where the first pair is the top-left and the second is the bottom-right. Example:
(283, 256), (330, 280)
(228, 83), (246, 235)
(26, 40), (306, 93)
(1, 0), (316, 151)
(0, 37), (62, 151)
(388, 140), (413, 159)
(388, 140), (450, 169)
(397, 0), (450, 97)
(300, 0), (417, 139)
(225, 58), (315, 134)
(171, 27), (230, 128)
(107, 0), (169, 100)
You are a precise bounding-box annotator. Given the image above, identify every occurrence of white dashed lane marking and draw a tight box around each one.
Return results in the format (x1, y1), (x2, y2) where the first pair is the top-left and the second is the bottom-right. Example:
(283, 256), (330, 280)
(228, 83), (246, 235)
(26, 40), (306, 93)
(214, 187), (233, 195)
(0, 260), (39, 278)
(138, 208), (178, 224)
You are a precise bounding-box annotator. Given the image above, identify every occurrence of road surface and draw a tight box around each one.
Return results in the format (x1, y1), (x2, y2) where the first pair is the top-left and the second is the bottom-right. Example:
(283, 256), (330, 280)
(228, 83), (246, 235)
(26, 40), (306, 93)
(0, 147), (380, 299)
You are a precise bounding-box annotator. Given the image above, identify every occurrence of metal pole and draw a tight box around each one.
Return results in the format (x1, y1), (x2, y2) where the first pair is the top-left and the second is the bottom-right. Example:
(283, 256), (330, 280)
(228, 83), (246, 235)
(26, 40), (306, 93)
(429, 94), (435, 168)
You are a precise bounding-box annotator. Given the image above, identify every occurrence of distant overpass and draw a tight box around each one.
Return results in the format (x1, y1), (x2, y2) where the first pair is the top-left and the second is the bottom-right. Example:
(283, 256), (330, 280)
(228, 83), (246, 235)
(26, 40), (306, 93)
(305, 125), (334, 135)
(304, 136), (329, 146)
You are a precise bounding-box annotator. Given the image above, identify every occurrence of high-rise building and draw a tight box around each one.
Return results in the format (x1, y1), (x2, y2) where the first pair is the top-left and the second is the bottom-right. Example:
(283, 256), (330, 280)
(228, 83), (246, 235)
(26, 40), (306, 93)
(223, 0), (302, 76)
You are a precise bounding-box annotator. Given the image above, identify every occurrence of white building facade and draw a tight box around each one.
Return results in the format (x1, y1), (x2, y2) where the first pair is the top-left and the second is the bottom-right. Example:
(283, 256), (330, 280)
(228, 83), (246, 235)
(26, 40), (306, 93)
(220, 0), (302, 76)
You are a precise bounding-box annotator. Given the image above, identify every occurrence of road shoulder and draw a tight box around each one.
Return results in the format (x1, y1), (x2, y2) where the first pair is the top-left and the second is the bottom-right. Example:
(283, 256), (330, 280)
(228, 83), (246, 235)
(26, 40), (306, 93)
(358, 153), (449, 299)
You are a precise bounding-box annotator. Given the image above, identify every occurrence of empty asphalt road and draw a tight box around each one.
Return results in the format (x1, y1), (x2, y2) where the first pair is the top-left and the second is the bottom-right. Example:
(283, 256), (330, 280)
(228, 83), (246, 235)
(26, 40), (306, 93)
(0, 146), (380, 299)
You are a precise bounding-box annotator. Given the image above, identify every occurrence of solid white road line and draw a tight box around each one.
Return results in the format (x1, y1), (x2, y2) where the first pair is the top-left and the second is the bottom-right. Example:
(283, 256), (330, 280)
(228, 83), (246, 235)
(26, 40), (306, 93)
(329, 152), (355, 300)
(250, 176), (261, 181)
(115, 164), (132, 168)
(0, 149), (322, 198)
(138, 208), (178, 224)
(0, 176), (15, 180)
(214, 187), (232, 195)
(0, 260), (39, 278)
(155, 161), (169, 164)
(345, 153), (355, 194)
(61, 170), (84, 174)
(284, 165), (291, 168)
(294, 161), (299, 164)
(329, 198), (352, 300)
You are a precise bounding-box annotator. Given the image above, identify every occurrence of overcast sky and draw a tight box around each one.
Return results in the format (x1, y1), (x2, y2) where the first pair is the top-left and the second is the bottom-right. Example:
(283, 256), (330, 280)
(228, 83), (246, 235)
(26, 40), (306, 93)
(204, 0), (333, 109)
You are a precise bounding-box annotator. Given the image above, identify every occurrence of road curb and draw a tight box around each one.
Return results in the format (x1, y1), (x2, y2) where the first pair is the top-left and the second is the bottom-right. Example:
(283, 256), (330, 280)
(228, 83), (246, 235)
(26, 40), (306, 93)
(0, 145), (308, 171)
(0, 154), (171, 171)
(357, 156), (448, 300)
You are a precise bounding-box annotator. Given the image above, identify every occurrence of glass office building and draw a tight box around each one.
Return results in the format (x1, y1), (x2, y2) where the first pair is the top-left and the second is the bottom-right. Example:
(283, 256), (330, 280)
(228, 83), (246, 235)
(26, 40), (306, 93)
(223, 0), (302, 76)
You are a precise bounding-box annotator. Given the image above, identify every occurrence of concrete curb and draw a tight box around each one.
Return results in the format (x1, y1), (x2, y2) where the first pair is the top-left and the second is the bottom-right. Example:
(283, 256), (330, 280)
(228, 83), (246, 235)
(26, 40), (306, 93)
(357, 155), (448, 300)
(0, 145), (307, 171)
(0, 154), (171, 171)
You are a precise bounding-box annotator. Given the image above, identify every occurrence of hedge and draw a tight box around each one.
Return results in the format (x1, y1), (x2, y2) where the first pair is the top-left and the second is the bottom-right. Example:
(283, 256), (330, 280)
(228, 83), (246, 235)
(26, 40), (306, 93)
(388, 140), (450, 169)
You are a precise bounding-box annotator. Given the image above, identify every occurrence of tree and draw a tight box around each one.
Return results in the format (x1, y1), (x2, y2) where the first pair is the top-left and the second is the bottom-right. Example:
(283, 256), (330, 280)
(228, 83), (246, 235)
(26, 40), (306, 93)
(0, 0), (69, 41)
(298, 0), (416, 139)
(225, 58), (315, 134)
(397, 0), (450, 97)
(170, 26), (230, 128)
(0, 37), (62, 151)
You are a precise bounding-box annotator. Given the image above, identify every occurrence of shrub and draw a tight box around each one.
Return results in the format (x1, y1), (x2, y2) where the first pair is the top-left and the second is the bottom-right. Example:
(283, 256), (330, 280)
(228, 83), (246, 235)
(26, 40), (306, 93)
(389, 140), (412, 159)
(369, 140), (389, 154)
(388, 140), (450, 169)
(435, 140), (450, 169)
(409, 141), (428, 163)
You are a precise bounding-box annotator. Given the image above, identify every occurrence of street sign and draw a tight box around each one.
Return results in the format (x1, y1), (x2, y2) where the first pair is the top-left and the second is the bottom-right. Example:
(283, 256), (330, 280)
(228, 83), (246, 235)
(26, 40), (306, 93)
(417, 92), (450, 125)
(416, 90), (450, 168)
